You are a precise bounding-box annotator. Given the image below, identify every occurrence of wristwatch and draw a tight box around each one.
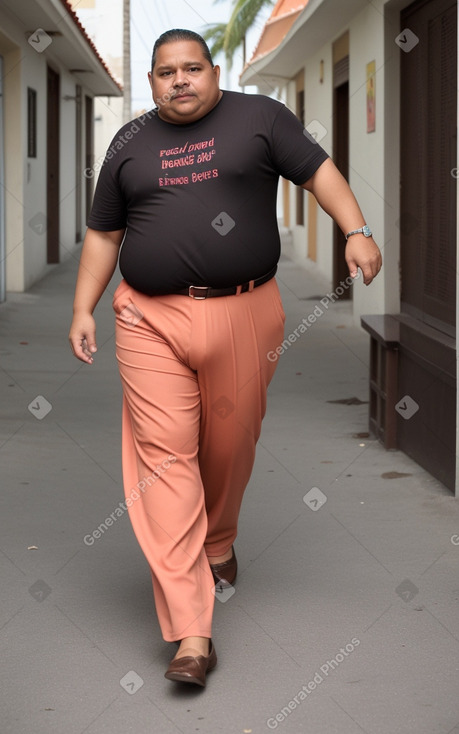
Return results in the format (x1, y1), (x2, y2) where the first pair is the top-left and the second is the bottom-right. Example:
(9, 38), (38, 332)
(345, 224), (372, 241)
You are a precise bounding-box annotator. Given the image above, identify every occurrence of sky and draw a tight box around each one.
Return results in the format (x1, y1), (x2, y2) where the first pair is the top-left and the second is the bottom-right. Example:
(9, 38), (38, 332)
(75, 0), (272, 112)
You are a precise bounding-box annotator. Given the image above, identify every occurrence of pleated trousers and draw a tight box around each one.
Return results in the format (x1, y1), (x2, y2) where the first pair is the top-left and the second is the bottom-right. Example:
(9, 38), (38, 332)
(112, 276), (285, 641)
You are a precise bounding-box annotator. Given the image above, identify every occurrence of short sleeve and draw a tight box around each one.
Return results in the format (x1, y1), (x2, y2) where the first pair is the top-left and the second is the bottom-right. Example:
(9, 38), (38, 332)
(269, 104), (329, 185)
(87, 155), (127, 231)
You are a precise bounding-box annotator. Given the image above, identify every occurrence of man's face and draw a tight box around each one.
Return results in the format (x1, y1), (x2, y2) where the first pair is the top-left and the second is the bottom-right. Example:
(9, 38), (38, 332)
(148, 40), (222, 125)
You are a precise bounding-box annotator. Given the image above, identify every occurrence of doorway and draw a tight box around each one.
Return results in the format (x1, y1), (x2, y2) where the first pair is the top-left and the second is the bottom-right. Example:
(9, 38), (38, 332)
(0, 55), (5, 301)
(332, 37), (350, 298)
(85, 95), (94, 222)
(47, 66), (60, 264)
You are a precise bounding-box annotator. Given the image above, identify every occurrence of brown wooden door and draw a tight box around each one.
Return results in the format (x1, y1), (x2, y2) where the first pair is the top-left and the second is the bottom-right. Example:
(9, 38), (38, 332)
(333, 75), (350, 297)
(398, 0), (457, 491)
(46, 66), (60, 263)
(75, 85), (82, 243)
(400, 0), (457, 334)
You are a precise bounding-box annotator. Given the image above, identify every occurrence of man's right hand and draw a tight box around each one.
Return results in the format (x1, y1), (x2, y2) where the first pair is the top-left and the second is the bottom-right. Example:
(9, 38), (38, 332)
(68, 227), (124, 365)
(69, 312), (97, 364)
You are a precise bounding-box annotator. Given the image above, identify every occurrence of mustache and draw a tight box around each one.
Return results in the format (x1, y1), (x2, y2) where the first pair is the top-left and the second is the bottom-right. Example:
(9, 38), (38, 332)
(172, 91), (196, 98)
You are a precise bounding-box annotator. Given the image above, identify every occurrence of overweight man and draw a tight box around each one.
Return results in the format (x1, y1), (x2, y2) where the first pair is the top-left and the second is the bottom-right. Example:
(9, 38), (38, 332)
(69, 29), (382, 687)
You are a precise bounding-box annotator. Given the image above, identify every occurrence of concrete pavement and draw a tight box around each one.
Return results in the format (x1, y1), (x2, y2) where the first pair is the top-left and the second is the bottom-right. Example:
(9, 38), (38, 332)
(1, 233), (459, 734)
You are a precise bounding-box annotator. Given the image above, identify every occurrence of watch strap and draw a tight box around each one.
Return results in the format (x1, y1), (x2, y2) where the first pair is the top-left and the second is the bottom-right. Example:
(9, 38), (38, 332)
(345, 225), (371, 240)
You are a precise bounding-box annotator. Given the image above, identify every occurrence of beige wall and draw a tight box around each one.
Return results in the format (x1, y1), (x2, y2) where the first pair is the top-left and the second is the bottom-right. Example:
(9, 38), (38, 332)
(0, 35), (24, 292)
(348, 1), (386, 319)
(0, 8), (97, 292)
(279, 0), (411, 325)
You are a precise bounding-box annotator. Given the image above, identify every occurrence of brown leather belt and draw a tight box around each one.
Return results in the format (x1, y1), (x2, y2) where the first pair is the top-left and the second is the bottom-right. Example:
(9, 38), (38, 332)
(178, 265), (277, 300)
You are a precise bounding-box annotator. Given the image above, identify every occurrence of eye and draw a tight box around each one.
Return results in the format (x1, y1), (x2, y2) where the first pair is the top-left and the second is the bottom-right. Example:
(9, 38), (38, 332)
(160, 71), (172, 77)
(188, 67), (200, 72)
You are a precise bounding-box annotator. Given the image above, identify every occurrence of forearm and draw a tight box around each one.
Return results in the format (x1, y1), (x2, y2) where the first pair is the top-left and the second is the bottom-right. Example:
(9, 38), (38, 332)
(303, 158), (365, 235)
(73, 227), (124, 314)
(302, 158), (382, 285)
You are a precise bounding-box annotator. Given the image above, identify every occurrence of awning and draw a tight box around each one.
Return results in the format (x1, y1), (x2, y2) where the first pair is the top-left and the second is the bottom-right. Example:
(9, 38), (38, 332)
(1, 0), (122, 96)
(240, 0), (369, 87)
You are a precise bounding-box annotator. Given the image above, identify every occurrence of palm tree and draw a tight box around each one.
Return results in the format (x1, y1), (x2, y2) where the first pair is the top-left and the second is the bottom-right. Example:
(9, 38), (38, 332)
(203, 0), (274, 70)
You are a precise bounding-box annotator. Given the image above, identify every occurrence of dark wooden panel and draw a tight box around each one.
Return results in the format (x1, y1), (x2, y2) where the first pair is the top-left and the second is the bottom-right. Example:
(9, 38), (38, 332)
(333, 79), (350, 297)
(47, 66), (60, 263)
(397, 341), (455, 490)
(400, 0), (457, 333)
(85, 95), (94, 223)
(398, 0), (457, 492)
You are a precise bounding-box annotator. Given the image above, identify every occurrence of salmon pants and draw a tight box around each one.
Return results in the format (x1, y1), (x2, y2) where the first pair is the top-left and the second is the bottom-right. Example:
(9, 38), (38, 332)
(112, 276), (285, 641)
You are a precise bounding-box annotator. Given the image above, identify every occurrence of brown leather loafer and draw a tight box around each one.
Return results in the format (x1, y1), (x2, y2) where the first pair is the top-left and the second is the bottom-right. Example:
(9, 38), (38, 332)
(209, 547), (237, 586)
(164, 640), (217, 687)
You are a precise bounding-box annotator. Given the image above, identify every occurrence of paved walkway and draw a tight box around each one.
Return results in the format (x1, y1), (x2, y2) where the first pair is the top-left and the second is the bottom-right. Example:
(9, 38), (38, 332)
(1, 234), (458, 734)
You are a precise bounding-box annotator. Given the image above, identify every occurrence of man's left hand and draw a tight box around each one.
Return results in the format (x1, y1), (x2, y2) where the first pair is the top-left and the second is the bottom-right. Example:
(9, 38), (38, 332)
(345, 235), (382, 286)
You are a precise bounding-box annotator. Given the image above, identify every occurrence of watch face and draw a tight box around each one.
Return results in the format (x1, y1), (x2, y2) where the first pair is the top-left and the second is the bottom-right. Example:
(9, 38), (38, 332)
(363, 225), (372, 237)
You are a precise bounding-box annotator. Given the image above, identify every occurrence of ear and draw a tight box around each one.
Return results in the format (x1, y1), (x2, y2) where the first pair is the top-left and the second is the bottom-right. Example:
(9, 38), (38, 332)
(213, 64), (221, 85)
(147, 70), (154, 94)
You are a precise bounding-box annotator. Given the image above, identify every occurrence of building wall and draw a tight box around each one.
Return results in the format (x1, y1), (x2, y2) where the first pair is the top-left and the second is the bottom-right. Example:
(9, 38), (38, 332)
(93, 95), (124, 183)
(23, 49), (48, 291)
(284, 51), (334, 284)
(348, 1), (386, 318)
(280, 0), (412, 323)
(304, 45), (334, 280)
(0, 8), (99, 292)
(0, 27), (23, 293)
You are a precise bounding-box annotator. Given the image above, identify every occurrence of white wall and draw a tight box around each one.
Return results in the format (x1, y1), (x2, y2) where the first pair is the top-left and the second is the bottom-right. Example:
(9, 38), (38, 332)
(59, 69), (81, 263)
(0, 7), (98, 292)
(22, 48), (48, 290)
(284, 70), (335, 275)
(348, 1), (386, 320)
(279, 1), (404, 325)
(0, 21), (24, 292)
(304, 44), (334, 279)
(93, 95), (124, 183)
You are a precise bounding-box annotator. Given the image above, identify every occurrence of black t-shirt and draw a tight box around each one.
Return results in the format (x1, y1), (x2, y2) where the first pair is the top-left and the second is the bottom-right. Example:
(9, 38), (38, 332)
(88, 90), (329, 295)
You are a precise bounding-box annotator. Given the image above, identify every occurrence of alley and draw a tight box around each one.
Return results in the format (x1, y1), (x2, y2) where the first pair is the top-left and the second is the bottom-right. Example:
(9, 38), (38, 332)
(1, 235), (458, 734)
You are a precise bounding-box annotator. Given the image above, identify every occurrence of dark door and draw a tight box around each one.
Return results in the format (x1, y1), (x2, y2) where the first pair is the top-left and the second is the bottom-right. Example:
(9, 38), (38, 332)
(296, 83), (305, 226)
(0, 54), (5, 301)
(398, 0), (457, 490)
(47, 66), (60, 263)
(75, 85), (82, 243)
(333, 70), (350, 297)
(400, 0), (457, 333)
(85, 95), (94, 222)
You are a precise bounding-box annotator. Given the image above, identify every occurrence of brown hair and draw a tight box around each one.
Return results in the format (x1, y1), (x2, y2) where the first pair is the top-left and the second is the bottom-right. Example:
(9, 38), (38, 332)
(151, 29), (214, 71)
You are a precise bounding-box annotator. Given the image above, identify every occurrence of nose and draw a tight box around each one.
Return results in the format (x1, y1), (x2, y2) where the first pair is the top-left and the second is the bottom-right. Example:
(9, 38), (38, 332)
(174, 69), (189, 88)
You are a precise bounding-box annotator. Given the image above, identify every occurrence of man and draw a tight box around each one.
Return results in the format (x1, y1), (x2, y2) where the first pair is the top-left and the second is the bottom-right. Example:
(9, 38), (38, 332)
(69, 29), (382, 687)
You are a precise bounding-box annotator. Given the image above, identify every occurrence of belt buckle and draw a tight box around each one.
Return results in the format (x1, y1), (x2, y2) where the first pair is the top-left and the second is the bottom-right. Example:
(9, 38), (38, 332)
(188, 285), (210, 300)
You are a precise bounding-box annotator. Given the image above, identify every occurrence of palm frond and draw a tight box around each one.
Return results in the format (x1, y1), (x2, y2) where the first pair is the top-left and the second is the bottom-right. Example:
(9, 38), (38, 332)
(202, 0), (274, 70)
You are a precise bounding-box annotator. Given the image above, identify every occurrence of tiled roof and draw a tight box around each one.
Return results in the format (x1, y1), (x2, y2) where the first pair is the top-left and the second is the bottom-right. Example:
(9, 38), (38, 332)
(245, 0), (309, 67)
(270, 0), (309, 18)
(58, 0), (123, 91)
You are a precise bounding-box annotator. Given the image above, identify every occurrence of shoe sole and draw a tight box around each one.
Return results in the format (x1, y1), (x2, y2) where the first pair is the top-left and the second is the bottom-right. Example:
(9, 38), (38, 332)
(165, 662), (217, 687)
(164, 671), (206, 686)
